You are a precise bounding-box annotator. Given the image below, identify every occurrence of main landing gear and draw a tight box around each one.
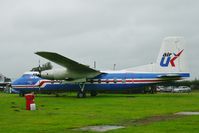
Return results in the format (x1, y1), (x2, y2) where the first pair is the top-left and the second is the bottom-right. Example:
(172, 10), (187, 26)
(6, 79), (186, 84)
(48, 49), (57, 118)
(77, 91), (86, 98)
(77, 83), (86, 98)
(76, 83), (98, 98)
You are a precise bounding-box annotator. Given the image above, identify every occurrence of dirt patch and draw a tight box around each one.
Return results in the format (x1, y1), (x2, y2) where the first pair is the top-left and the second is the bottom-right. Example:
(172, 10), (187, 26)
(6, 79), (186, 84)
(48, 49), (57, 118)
(175, 112), (199, 115)
(122, 114), (183, 126)
(74, 115), (181, 132)
(74, 111), (199, 132)
(75, 125), (124, 132)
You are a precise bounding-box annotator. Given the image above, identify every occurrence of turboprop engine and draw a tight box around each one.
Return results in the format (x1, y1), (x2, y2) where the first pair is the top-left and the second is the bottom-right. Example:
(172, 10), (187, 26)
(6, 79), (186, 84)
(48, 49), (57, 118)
(40, 68), (68, 80)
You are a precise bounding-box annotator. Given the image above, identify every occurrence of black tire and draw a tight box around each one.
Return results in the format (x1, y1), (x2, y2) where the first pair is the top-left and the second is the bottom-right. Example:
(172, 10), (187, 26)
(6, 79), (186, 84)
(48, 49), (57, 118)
(77, 91), (86, 98)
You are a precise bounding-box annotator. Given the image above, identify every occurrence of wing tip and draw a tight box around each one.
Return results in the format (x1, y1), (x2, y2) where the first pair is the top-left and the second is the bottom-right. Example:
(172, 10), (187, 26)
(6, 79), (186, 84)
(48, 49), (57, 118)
(35, 51), (57, 55)
(35, 51), (40, 55)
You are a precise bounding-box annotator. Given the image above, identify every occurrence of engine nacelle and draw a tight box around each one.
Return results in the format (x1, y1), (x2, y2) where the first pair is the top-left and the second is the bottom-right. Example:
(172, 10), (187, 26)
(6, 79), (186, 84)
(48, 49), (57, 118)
(40, 68), (68, 80)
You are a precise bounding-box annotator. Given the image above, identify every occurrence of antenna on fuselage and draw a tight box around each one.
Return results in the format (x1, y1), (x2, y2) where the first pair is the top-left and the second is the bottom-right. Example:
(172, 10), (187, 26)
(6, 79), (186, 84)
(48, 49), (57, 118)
(113, 64), (116, 70)
(94, 61), (96, 69)
(38, 60), (42, 76)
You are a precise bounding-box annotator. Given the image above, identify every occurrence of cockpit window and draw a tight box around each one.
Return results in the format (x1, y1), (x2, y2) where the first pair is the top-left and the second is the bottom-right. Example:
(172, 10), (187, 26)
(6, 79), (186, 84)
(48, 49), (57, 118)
(22, 74), (39, 79)
(22, 74), (29, 77)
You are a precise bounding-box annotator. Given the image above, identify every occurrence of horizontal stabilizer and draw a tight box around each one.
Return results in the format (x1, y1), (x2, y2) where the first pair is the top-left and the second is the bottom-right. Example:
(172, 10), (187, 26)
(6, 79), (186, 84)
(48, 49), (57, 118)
(157, 73), (187, 81)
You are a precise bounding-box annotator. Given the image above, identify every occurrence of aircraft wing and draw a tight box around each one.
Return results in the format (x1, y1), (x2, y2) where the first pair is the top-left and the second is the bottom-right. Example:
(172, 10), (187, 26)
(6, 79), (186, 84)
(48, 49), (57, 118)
(35, 51), (101, 80)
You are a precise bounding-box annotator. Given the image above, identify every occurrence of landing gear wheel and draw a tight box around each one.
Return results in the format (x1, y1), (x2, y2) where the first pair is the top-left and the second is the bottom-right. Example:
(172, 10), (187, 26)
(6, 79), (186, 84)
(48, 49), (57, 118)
(90, 91), (98, 97)
(150, 86), (157, 94)
(77, 91), (86, 98)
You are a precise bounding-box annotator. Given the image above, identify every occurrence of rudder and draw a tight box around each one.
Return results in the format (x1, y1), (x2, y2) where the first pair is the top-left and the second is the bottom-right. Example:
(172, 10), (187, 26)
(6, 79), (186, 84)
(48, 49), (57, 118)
(156, 37), (188, 73)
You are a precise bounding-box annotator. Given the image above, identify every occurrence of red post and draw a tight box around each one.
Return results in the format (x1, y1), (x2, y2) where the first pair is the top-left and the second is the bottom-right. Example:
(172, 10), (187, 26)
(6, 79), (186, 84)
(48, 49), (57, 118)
(25, 93), (35, 110)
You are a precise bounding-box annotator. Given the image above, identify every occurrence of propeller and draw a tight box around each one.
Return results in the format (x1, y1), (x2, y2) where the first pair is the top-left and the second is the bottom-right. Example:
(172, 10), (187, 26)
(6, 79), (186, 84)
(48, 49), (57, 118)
(31, 61), (53, 77)
(38, 60), (42, 77)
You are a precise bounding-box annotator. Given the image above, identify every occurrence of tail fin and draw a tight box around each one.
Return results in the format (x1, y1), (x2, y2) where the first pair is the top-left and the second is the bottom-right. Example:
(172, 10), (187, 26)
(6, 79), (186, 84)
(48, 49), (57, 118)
(156, 37), (188, 73)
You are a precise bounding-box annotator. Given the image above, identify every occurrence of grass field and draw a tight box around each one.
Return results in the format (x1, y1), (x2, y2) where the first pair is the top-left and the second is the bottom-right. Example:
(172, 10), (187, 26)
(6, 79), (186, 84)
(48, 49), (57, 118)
(1, 92), (199, 133)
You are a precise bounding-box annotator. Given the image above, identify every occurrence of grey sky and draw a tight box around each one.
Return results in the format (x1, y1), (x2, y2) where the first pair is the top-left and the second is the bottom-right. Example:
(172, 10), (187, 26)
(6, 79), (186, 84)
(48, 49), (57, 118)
(0, 0), (198, 80)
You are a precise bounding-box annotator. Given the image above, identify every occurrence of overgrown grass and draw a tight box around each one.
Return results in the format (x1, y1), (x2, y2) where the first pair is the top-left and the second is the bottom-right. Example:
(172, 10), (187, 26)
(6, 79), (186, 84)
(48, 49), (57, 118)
(0, 92), (199, 133)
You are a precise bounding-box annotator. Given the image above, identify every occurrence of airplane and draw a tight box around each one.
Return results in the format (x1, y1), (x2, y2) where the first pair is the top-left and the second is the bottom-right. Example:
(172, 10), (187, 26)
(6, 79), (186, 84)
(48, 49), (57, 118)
(0, 73), (11, 91)
(11, 37), (190, 98)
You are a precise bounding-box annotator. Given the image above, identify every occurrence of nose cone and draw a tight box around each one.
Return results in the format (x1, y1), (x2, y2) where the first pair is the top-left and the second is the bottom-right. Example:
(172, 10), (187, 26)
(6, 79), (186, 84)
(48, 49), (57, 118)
(12, 73), (41, 85)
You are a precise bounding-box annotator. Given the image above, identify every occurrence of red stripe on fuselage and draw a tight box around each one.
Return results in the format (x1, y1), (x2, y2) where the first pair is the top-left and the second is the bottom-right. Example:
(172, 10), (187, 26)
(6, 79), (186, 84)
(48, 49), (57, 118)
(38, 80), (52, 87)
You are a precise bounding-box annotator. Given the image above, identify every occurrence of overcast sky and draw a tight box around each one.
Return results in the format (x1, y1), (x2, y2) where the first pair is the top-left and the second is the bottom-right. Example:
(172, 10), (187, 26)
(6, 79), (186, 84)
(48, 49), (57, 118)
(0, 0), (198, 80)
